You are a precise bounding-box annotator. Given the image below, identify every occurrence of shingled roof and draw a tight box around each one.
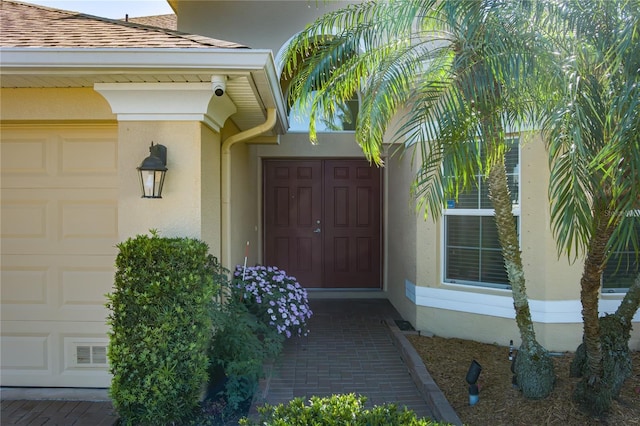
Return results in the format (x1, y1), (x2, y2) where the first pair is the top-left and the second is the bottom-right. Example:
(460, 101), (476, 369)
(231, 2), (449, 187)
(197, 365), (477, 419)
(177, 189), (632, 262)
(0, 0), (244, 48)
(126, 14), (177, 31)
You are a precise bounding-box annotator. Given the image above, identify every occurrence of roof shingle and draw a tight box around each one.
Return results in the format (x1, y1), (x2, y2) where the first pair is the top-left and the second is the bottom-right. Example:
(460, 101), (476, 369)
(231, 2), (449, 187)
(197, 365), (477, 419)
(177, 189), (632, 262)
(125, 14), (177, 31)
(0, 0), (245, 48)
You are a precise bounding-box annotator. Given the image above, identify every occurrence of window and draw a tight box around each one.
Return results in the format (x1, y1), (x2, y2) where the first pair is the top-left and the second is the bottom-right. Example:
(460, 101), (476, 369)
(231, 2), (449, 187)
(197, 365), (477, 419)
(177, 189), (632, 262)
(288, 91), (359, 132)
(602, 219), (639, 293)
(443, 138), (520, 289)
(281, 37), (359, 133)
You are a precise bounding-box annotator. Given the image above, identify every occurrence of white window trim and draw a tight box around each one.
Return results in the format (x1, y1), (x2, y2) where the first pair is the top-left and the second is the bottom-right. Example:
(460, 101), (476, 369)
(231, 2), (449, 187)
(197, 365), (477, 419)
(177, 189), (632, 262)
(440, 139), (521, 290)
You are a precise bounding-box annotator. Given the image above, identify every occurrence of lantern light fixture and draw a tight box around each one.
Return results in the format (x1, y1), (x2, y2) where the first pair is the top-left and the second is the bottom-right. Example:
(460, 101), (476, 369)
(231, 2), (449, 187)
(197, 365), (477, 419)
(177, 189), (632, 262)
(137, 142), (167, 198)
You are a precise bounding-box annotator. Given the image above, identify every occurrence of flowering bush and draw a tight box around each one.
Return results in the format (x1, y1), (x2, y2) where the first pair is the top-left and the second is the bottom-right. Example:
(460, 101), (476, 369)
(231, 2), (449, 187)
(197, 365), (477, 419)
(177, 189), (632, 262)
(233, 265), (312, 338)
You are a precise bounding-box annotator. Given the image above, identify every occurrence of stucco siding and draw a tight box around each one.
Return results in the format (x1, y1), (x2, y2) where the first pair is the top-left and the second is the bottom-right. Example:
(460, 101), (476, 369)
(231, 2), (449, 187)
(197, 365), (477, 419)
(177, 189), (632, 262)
(256, 132), (365, 159)
(228, 138), (260, 269)
(201, 124), (222, 257)
(174, 1), (354, 57)
(519, 134), (584, 301)
(116, 121), (208, 240)
(385, 146), (418, 325)
(415, 301), (638, 352)
(405, 135), (638, 351)
(0, 88), (114, 121)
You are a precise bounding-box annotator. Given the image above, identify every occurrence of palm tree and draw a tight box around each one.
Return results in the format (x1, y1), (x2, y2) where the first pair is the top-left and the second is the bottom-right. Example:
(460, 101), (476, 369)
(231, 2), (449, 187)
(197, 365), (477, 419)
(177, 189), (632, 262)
(283, 0), (556, 398)
(539, 0), (640, 414)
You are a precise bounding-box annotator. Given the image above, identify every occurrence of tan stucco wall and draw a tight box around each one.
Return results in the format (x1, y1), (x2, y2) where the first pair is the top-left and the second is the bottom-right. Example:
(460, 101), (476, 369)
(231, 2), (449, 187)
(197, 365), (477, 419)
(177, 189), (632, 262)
(519, 134), (583, 300)
(173, 1), (354, 55)
(255, 132), (365, 158)
(407, 134), (638, 351)
(0, 88), (114, 121)
(228, 139), (260, 269)
(116, 121), (220, 247)
(415, 308), (608, 352)
(385, 145), (419, 324)
(418, 307), (522, 345)
(201, 124), (222, 257)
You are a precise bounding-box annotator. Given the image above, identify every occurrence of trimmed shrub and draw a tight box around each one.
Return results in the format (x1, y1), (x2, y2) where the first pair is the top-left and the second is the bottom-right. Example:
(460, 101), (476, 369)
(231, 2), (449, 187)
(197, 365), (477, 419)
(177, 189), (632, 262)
(240, 394), (441, 426)
(106, 231), (217, 425)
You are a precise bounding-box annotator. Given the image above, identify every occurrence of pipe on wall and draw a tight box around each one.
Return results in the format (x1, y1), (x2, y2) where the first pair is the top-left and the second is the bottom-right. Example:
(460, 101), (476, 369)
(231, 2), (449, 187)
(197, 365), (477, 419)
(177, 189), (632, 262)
(221, 107), (277, 271)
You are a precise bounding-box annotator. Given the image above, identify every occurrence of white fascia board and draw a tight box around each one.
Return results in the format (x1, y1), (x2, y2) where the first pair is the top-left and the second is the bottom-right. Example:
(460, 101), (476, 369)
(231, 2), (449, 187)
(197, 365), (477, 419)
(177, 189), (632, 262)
(0, 48), (275, 74)
(406, 280), (640, 323)
(259, 51), (290, 133)
(0, 47), (288, 132)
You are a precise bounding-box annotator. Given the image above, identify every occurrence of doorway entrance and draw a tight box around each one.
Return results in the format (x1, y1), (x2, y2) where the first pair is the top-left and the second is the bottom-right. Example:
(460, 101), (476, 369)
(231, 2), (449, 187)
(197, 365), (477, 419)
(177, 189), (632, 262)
(264, 159), (382, 289)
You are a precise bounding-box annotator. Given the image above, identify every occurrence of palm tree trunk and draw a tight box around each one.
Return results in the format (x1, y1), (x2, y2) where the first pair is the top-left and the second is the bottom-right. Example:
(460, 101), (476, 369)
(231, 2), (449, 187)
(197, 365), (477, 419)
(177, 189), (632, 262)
(486, 152), (555, 399)
(580, 206), (614, 378)
(487, 160), (535, 346)
(571, 273), (639, 381)
(615, 272), (640, 323)
(573, 202), (617, 413)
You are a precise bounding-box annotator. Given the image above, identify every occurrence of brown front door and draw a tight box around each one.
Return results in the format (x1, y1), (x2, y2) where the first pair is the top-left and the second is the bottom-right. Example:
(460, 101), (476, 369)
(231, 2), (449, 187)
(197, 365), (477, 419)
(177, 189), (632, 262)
(264, 159), (382, 289)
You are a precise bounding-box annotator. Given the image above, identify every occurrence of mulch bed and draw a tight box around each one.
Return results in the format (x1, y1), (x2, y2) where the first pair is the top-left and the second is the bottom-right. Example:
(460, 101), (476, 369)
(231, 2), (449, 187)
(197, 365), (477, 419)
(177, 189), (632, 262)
(406, 335), (640, 425)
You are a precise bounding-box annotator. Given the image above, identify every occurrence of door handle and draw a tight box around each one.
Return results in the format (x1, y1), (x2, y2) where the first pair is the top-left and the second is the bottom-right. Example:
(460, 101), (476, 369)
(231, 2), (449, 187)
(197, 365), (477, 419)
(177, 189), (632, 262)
(313, 228), (321, 233)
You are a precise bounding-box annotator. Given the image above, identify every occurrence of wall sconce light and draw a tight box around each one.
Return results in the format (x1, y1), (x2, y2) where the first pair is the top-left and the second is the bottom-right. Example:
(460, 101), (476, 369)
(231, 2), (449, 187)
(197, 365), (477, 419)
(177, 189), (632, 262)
(137, 142), (167, 198)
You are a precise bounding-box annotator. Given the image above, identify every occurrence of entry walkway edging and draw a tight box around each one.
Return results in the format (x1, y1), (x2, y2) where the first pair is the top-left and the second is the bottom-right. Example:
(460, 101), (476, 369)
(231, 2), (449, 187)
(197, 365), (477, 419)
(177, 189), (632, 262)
(385, 319), (462, 425)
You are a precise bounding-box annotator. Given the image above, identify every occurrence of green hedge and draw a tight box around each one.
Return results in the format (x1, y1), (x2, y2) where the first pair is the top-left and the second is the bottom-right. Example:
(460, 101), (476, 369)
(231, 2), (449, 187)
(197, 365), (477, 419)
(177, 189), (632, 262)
(240, 394), (443, 426)
(106, 232), (217, 425)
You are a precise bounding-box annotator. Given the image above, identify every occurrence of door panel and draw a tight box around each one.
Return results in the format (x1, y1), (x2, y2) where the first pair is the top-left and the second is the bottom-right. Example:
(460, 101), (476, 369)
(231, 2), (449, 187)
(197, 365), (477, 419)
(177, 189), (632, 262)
(324, 160), (381, 288)
(264, 159), (381, 289)
(264, 160), (323, 287)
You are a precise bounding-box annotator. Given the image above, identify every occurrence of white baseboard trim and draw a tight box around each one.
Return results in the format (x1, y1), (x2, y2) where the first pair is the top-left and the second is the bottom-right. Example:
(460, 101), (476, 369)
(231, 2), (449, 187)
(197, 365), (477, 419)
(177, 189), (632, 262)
(405, 280), (640, 323)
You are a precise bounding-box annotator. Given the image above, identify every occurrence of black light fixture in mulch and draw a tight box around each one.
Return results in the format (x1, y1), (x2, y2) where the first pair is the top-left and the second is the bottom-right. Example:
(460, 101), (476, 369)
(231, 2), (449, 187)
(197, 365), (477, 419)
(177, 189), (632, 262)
(466, 359), (482, 406)
(137, 142), (168, 198)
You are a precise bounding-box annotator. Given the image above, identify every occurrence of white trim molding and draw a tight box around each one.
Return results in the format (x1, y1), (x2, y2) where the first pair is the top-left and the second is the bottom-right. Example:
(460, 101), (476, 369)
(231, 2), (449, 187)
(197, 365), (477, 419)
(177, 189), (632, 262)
(94, 82), (237, 131)
(0, 48), (277, 74)
(405, 280), (640, 323)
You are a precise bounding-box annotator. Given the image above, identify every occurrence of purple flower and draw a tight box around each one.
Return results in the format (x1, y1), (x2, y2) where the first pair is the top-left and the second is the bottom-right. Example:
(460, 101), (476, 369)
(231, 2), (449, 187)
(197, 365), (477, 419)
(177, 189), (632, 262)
(233, 264), (312, 338)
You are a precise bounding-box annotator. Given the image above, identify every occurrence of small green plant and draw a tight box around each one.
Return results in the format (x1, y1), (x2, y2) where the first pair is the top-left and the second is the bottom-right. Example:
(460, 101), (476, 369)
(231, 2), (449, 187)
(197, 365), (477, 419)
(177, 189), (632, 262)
(240, 393), (440, 425)
(106, 231), (217, 425)
(208, 268), (284, 415)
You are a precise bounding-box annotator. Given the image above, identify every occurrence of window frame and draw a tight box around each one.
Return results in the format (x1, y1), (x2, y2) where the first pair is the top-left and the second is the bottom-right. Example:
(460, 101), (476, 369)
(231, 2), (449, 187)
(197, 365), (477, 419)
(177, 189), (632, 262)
(287, 90), (360, 133)
(601, 212), (640, 294)
(440, 137), (521, 290)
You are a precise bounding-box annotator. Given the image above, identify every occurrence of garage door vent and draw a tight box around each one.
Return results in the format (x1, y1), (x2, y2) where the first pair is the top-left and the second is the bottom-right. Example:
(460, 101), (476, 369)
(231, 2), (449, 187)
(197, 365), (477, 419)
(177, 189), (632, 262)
(76, 345), (107, 365)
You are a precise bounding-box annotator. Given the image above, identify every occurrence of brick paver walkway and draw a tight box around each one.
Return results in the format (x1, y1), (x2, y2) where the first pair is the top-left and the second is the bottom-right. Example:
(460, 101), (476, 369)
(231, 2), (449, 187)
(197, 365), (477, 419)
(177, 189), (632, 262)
(0, 399), (117, 425)
(251, 298), (434, 420)
(2, 298), (446, 425)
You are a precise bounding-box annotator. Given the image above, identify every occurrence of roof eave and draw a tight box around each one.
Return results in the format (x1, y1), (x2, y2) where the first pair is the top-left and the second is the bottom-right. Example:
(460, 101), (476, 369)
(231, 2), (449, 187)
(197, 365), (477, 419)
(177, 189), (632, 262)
(0, 47), (270, 73)
(0, 47), (288, 134)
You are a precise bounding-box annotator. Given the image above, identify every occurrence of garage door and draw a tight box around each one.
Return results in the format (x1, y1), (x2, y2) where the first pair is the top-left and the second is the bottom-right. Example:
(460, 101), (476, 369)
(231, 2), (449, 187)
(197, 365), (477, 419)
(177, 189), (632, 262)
(1, 125), (118, 387)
